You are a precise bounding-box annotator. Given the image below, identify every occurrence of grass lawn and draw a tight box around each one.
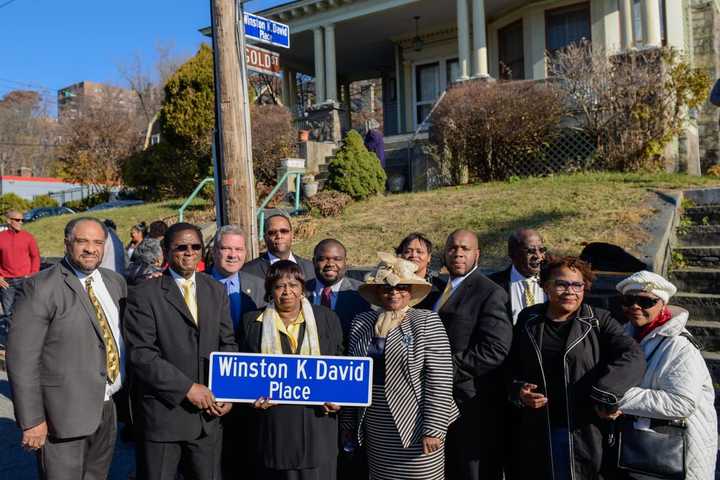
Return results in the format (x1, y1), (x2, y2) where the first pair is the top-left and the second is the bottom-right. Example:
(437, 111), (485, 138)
(25, 198), (210, 258)
(291, 172), (720, 269)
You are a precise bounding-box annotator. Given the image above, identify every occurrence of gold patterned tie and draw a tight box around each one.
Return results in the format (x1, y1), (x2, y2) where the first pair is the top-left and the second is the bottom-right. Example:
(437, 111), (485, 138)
(85, 277), (120, 383)
(434, 280), (454, 312)
(181, 279), (198, 324)
(524, 278), (536, 307)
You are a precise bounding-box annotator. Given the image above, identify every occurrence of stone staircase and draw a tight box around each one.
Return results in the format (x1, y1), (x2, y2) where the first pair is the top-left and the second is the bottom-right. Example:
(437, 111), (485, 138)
(668, 193), (720, 391)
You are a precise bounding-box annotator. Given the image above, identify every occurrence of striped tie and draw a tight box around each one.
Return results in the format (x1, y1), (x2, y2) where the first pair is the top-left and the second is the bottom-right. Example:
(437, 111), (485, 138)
(85, 277), (120, 383)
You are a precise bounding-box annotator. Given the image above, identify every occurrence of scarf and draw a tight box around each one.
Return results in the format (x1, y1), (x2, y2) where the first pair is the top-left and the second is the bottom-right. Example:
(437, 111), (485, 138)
(260, 297), (322, 355)
(374, 306), (410, 338)
(636, 306), (673, 342)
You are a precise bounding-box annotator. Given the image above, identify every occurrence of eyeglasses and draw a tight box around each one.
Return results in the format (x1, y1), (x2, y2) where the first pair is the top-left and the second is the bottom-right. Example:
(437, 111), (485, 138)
(381, 284), (412, 293)
(523, 247), (547, 256)
(553, 280), (585, 293)
(173, 243), (202, 252)
(267, 228), (291, 236)
(8, 217), (23, 222)
(620, 295), (661, 309)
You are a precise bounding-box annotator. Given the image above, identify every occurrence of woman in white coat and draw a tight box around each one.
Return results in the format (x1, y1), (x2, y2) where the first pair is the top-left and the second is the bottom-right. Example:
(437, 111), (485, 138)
(616, 271), (717, 480)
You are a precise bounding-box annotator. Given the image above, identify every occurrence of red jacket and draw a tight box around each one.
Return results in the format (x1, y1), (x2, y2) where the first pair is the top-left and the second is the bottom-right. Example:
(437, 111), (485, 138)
(0, 229), (40, 278)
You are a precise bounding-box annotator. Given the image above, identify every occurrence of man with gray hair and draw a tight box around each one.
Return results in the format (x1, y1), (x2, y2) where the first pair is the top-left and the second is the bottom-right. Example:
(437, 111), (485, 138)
(7, 217), (127, 479)
(210, 224), (265, 331)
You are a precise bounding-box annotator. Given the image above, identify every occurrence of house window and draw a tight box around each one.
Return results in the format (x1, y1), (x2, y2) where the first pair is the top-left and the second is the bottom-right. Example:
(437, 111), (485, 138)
(545, 3), (591, 54)
(150, 134), (161, 145)
(415, 62), (440, 126)
(498, 20), (525, 80)
(413, 58), (459, 128)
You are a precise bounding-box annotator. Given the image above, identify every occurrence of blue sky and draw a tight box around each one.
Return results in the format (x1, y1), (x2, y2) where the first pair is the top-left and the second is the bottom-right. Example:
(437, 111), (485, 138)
(0, 0), (287, 115)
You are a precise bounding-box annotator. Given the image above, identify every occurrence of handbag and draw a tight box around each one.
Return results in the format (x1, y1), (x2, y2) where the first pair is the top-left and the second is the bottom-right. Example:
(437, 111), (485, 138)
(615, 336), (687, 479)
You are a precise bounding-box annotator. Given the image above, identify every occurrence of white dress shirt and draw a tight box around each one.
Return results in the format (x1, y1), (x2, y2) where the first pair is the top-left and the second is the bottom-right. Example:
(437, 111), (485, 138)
(312, 279), (342, 310)
(267, 251), (297, 265)
(433, 265), (478, 312)
(73, 267), (124, 400)
(509, 265), (546, 324)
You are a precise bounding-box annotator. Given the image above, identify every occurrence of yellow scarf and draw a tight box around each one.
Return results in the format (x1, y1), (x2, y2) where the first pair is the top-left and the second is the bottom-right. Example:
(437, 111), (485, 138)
(374, 306), (410, 338)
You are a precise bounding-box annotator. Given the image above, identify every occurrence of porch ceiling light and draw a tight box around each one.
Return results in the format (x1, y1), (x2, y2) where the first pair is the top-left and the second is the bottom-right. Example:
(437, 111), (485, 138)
(412, 16), (424, 52)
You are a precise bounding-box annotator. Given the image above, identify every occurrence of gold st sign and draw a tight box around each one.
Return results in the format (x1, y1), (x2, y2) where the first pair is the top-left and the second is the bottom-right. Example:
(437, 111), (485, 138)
(245, 45), (281, 77)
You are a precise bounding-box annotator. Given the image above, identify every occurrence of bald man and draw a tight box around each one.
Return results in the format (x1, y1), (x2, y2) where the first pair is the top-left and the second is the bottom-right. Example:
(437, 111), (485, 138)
(434, 230), (512, 480)
(488, 228), (547, 323)
(0, 209), (40, 343)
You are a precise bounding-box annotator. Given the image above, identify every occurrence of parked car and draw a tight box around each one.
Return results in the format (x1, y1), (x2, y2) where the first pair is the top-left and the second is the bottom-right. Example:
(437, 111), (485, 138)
(87, 199), (144, 211)
(23, 206), (76, 223)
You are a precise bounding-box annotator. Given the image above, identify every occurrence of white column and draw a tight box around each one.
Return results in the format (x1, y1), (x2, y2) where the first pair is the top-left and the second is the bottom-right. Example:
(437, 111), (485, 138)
(471, 0), (488, 77)
(618, 0), (634, 49)
(313, 27), (325, 103)
(456, 0), (471, 81)
(324, 24), (338, 101)
(641, 0), (662, 47)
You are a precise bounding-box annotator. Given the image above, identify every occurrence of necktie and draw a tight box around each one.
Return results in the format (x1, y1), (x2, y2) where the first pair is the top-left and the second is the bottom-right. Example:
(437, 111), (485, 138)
(524, 278), (536, 307)
(182, 279), (198, 324)
(434, 280), (454, 312)
(321, 286), (333, 309)
(85, 277), (120, 384)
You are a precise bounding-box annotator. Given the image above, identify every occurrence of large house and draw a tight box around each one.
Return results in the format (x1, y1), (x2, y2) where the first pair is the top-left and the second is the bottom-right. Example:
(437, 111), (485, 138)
(222, 0), (719, 182)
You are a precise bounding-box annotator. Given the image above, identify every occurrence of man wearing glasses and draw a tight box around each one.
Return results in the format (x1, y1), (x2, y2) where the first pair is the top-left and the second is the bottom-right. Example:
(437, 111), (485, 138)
(488, 228), (547, 324)
(0, 209), (40, 343)
(242, 214), (315, 282)
(124, 222), (237, 479)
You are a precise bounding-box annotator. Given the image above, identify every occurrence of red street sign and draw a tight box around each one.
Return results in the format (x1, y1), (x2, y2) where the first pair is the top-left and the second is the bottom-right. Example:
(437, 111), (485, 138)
(246, 45), (280, 76)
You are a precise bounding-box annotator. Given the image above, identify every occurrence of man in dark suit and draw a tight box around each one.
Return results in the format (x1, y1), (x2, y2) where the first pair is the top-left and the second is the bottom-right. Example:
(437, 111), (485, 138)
(7, 217), (127, 479)
(488, 228), (547, 324)
(307, 239), (371, 345)
(124, 222), (237, 480)
(209, 224), (265, 480)
(242, 214), (315, 281)
(434, 229), (513, 480)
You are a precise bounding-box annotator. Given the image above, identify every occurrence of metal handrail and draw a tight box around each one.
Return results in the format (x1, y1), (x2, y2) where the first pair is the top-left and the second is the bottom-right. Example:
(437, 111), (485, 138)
(257, 171), (303, 238)
(178, 177), (214, 223)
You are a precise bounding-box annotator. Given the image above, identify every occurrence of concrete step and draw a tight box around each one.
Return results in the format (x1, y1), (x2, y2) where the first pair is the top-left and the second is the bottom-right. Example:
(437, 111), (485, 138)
(674, 246), (720, 268)
(676, 225), (720, 247)
(687, 320), (720, 351)
(683, 205), (720, 225)
(669, 268), (720, 295)
(674, 292), (720, 323)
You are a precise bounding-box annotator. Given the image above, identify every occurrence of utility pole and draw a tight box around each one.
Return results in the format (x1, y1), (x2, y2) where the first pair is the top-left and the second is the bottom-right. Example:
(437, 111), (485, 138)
(210, 0), (259, 258)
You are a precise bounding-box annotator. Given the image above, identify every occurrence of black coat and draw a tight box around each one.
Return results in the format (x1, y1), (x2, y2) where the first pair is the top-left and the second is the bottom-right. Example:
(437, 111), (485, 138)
(123, 271), (238, 442)
(487, 266), (513, 318)
(507, 303), (646, 480)
(239, 305), (344, 471)
(435, 267), (513, 470)
(414, 271), (445, 311)
(241, 252), (316, 283)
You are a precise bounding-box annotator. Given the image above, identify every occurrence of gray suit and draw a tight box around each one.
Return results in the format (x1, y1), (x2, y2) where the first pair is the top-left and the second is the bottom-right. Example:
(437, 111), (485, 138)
(7, 259), (126, 479)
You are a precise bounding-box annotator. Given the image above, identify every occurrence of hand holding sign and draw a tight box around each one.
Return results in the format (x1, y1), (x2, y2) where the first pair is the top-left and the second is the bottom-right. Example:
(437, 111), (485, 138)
(187, 383), (215, 410)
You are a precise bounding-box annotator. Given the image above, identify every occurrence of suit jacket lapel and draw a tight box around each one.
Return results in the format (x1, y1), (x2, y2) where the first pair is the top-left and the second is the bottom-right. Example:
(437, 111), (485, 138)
(161, 273), (197, 328)
(439, 270), (477, 314)
(61, 261), (104, 341)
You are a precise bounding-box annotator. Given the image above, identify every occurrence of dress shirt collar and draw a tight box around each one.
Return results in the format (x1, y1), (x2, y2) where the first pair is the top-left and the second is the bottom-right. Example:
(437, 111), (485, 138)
(448, 265), (478, 290)
(314, 278), (343, 296)
(211, 267), (239, 285)
(510, 265), (539, 284)
(66, 259), (101, 286)
(267, 251), (297, 265)
(169, 268), (196, 286)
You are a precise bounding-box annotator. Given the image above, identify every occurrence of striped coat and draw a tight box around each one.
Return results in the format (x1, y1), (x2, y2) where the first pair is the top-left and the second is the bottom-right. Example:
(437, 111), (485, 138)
(345, 308), (459, 448)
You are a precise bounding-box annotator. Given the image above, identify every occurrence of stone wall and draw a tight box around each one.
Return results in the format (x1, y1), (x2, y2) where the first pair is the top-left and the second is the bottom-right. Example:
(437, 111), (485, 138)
(690, 0), (720, 171)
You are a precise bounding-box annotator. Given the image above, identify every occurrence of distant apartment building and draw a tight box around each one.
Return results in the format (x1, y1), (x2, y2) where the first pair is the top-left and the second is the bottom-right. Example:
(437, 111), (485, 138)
(57, 81), (137, 123)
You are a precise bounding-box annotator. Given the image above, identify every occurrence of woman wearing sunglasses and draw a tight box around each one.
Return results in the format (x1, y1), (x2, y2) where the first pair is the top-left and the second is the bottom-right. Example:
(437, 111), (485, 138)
(614, 271), (716, 480)
(507, 256), (645, 480)
(342, 253), (458, 480)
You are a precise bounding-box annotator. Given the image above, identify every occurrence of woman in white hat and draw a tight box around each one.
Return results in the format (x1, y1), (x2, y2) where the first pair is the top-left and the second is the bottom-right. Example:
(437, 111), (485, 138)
(615, 271), (717, 480)
(342, 253), (458, 480)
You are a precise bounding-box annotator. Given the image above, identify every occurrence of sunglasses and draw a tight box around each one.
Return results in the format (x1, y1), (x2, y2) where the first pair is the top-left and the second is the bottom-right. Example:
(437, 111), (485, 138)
(8, 217), (23, 222)
(174, 243), (202, 252)
(381, 284), (412, 293)
(620, 295), (661, 309)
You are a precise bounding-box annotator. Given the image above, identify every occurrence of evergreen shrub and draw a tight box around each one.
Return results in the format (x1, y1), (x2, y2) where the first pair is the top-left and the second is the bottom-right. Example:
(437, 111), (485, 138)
(326, 130), (386, 200)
